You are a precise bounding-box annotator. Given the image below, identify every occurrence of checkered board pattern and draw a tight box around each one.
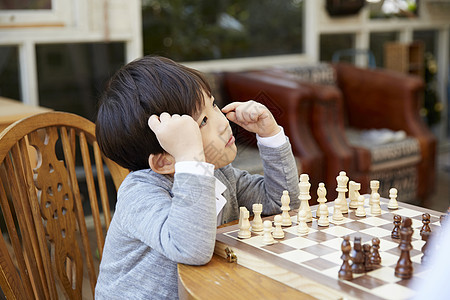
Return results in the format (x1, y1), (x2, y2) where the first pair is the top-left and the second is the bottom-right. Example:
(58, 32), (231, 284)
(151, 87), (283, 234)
(215, 196), (443, 300)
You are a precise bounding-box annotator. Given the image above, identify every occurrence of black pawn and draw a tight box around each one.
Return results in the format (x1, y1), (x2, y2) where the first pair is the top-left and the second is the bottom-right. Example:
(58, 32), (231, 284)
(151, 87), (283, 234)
(350, 237), (365, 274)
(420, 213), (431, 235)
(392, 215), (402, 239)
(363, 243), (373, 272)
(338, 235), (353, 280)
(370, 237), (381, 268)
(395, 217), (414, 279)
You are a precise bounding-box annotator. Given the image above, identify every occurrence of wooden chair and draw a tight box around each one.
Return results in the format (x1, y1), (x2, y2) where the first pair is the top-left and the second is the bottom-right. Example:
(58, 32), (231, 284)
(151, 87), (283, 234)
(0, 112), (129, 299)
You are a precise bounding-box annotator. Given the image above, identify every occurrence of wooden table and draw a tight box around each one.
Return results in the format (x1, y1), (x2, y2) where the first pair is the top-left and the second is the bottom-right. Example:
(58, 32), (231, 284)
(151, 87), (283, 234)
(177, 254), (314, 300)
(0, 96), (52, 132)
(178, 219), (315, 300)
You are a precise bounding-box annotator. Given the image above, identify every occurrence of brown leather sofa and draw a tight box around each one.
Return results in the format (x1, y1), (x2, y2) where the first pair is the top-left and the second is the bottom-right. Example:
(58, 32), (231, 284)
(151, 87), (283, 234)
(219, 63), (436, 205)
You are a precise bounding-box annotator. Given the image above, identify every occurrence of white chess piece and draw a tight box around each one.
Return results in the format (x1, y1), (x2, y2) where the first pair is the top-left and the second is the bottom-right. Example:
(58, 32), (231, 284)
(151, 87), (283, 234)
(262, 220), (275, 245)
(316, 183), (328, 218)
(238, 207), (247, 231)
(370, 192), (382, 216)
(273, 215), (285, 239)
(298, 174), (312, 222)
(318, 204), (330, 226)
(369, 180), (380, 205)
(238, 209), (251, 238)
(348, 181), (358, 209)
(280, 191), (292, 226)
(336, 171), (349, 214)
(332, 197), (344, 221)
(355, 195), (366, 217)
(297, 210), (309, 234)
(353, 182), (361, 204)
(388, 188), (399, 210)
(252, 203), (263, 232)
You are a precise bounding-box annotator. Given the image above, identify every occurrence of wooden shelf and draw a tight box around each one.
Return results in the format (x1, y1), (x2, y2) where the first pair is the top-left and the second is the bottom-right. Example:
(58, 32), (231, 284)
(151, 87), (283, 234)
(384, 41), (424, 78)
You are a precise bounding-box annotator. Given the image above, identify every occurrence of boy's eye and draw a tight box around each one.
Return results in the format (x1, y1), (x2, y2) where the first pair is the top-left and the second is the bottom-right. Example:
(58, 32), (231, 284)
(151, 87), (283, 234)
(200, 116), (208, 128)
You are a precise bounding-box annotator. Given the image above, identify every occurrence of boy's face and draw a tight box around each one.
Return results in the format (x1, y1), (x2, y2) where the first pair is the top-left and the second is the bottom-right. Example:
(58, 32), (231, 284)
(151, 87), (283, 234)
(195, 91), (237, 169)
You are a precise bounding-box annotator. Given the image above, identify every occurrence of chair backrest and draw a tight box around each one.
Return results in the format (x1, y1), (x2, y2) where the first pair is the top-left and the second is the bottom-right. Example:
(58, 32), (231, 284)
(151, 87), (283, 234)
(0, 111), (129, 299)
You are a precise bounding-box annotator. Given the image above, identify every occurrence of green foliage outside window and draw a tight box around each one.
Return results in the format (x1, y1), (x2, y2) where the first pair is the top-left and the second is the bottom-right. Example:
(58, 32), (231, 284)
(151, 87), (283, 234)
(142, 0), (304, 62)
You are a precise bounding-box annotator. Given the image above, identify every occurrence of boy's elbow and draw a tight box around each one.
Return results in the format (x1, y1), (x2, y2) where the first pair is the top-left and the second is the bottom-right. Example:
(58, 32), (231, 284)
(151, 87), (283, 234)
(189, 250), (214, 266)
(178, 245), (214, 265)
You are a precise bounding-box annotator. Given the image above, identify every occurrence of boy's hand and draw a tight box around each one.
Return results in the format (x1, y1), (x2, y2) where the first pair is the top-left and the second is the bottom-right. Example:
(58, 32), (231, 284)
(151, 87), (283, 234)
(148, 113), (205, 162)
(222, 101), (280, 137)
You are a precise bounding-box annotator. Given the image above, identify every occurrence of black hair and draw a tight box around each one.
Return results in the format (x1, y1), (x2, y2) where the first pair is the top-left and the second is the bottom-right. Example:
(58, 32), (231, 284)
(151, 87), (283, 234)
(96, 56), (211, 171)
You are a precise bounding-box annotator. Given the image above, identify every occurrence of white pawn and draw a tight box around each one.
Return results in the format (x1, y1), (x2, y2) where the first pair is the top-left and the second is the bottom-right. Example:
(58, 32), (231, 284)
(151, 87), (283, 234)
(262, 220), (275, 245)
(369, 180), (380, 205)
(332, 197), (344, 221)
(370, 192), (382, 216)
(238, 209), (251, 238)
(280, 191), (292, 226)
(252, 203), (263, 232)
(388, 188), (399, 210)
(297, 210), (309, 234)
(318, 204), (330, 226)
(355, 195), (366, 217)
(348, 181), (358, 209)
(316, 183), (328, 218)
(273, 215), (285, 239)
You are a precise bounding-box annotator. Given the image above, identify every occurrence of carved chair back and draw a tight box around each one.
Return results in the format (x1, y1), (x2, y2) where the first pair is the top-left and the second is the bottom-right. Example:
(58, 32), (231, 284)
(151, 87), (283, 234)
(0, 112), (129, 299)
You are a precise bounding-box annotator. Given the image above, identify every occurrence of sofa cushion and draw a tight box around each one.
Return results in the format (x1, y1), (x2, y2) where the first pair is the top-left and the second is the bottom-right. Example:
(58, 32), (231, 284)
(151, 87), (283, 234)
(346, 128), (421, 202)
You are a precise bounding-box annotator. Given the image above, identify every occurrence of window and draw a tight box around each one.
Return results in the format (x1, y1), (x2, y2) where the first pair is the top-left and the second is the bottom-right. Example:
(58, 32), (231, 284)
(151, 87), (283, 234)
(0, 0), (51, 10)
(369, 31), (398, 68)
(319, 33), (355, 63)
(142, 0), (304, 62)
(0, 46), (20, 100)
(36, 43), (125, 121)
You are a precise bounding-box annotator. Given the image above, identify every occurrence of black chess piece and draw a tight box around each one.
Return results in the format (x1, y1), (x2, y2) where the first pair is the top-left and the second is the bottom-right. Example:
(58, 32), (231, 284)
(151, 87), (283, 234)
(440, 214), (448, 226)
(395, 217), (414, 279)
(350, 237), (365, 274)
(363, 243), (373, 272)
(392, 215), (402, 239)
(420, 213), (431, 235)
(370, 237), (381, 268)
(338, 235), (353, 280)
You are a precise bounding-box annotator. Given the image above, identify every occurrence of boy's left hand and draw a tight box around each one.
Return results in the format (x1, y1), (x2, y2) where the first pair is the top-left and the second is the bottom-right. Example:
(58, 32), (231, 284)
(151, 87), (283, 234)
(222, 101), (280, 137)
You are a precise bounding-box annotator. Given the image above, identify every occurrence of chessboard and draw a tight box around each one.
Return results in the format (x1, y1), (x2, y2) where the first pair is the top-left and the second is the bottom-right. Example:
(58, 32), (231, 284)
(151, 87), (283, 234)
(214, 196), (443, 300)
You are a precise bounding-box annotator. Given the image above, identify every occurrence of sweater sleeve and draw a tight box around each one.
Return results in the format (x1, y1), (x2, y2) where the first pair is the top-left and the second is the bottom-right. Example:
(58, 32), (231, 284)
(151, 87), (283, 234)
(116, 171), (217, 265)
(233, 138), (300, 216)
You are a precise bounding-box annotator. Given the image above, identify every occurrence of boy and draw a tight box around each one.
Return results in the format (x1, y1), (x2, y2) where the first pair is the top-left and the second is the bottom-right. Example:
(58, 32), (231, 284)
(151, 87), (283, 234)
(95, 56), (300, 299)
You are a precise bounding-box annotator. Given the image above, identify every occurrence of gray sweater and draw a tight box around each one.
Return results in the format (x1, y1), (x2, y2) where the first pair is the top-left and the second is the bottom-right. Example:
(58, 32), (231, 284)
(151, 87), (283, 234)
(95, 141), (300, 299)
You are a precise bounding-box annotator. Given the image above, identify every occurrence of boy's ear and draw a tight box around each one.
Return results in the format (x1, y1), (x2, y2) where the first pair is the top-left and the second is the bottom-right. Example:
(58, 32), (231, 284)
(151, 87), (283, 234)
(148, 153), (175, 174)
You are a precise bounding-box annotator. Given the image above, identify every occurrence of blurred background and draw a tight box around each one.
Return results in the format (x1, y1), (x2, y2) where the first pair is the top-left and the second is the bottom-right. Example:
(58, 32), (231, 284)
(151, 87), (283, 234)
(0, 0), (448, 210)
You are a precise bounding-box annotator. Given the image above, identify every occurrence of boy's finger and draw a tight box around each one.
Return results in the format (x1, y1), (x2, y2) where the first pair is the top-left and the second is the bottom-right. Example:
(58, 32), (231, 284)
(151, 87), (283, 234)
(225, 111), (237, 123)
(148, 115), (160, 131)
(159, 112), (171, 122)
(221, 102), (241, 113)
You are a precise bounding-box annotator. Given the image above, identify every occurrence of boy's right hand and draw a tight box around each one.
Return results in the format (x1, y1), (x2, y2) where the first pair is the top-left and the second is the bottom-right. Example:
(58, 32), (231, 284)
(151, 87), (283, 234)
(148, 113), (205, 162)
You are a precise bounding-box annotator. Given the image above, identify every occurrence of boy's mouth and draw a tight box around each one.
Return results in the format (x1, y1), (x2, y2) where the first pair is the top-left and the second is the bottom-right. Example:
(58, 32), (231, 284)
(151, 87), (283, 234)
(225, 135), (235, 147)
